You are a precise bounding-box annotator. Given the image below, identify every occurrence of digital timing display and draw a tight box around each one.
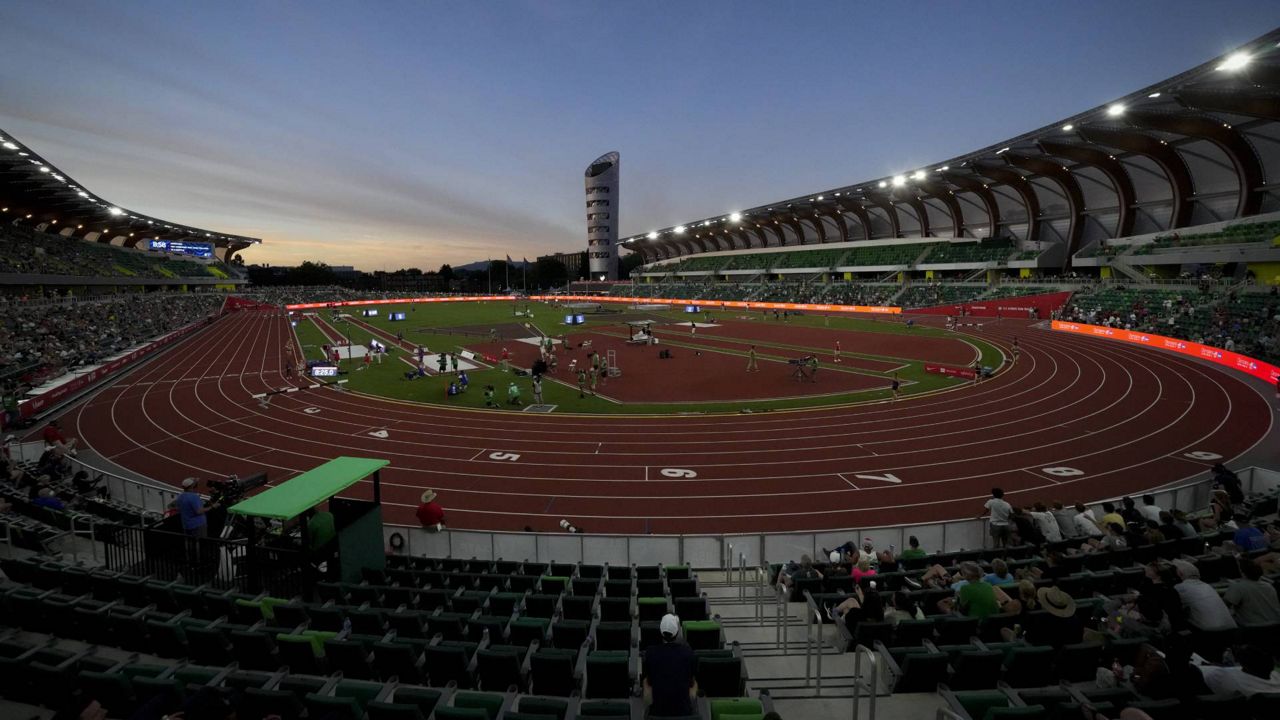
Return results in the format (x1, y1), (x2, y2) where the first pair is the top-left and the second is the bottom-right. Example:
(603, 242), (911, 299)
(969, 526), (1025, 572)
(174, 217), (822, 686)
(310, 365), (339, 377)
(147, 240), (214, 258)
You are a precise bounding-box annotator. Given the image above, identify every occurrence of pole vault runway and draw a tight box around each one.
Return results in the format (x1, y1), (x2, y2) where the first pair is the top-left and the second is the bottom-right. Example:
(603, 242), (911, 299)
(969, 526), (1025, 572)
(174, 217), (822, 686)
(67, 308), (1273, 534)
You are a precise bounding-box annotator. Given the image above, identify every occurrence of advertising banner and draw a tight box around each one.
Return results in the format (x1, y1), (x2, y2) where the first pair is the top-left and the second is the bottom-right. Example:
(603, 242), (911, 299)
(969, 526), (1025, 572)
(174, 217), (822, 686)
(286, 294), (901, 314)
(924, 364), (978, 380)
(906, 291), (1073, 318)
(1051, 320), (1280, 385)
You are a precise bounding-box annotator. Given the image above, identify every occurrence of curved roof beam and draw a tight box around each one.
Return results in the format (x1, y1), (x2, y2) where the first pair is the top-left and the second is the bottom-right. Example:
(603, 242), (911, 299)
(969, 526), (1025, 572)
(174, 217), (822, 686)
(833, 204), (873, 241)
(1038, 140), (1137, 238)
(939, 172), (1001, 238)
(1125, 110), (1264, 217)
(861, 193), (901, 238)
(1006, 152), (1086, 258)
(972, 163), (1040, 244)
(891, 189), (931, 237)
(819, 209), (850, 242)
(1175, 89), (1280, 122)
(916, 180), (964, 236)
(1076, 125), (1195, 228)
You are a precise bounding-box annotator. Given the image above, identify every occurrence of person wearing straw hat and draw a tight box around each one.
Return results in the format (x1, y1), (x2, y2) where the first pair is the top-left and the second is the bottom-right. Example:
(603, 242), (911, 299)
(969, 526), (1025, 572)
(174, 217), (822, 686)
(176, 477), (216, 538)
(643, 613), (697, 717)
(415, 489), (445, 531)
(1010, 586), (1084, 648)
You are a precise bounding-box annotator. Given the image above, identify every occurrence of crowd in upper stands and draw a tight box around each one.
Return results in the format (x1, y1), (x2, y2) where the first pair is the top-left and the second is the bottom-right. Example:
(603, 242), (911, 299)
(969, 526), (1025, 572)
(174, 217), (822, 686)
(0, 293), (223, 403)
(0, 225), (233, 279)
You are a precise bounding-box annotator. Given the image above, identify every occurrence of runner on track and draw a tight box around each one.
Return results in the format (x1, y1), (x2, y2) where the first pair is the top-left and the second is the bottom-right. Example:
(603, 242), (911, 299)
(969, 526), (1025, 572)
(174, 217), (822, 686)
(834, 341), (842, 363)
(1012, 337), (1020, 359)
(891, 373), (900, 401)
(746, 345), (759, 372)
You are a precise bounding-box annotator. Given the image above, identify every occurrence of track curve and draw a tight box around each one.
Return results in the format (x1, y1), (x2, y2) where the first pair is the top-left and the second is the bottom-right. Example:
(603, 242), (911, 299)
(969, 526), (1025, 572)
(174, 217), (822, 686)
(68, 307), (1273, 534)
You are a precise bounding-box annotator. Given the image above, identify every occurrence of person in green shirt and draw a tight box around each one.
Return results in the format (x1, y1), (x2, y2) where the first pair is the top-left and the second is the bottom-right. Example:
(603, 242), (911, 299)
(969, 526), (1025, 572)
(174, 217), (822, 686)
(898, 535), (927, 561)
(307, 509), (337, 551)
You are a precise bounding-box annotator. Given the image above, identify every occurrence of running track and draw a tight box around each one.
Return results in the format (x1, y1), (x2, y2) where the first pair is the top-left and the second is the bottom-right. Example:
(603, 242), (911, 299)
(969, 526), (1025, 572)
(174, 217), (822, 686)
(66, 308), (1273, 534)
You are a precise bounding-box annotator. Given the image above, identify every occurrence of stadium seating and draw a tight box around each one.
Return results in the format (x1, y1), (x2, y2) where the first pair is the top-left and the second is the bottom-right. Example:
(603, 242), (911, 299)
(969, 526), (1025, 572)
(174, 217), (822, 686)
(923, 238), (1016, 264)
(0, 225), (231, 279)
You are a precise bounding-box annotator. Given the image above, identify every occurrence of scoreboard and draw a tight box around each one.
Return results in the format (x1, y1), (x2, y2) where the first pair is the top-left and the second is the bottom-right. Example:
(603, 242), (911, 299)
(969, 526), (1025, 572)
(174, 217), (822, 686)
(147, 240), (214, 258)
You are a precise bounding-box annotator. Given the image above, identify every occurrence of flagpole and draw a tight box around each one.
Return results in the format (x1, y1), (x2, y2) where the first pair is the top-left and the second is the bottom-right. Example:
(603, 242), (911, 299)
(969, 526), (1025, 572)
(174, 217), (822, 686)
(488, 260), (492, 294)
(505, 260), (510, 290)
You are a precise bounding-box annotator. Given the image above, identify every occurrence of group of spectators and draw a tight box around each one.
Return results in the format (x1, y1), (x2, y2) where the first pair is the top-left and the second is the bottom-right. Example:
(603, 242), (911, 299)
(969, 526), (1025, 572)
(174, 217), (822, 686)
(0, 293), (223, 408)
(778, 466), (1280, 706)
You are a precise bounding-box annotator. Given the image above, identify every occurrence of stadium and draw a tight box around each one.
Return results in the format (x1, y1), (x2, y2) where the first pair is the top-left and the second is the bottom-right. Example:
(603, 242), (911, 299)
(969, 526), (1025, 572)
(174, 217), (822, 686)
(2, 9), (1280, 720)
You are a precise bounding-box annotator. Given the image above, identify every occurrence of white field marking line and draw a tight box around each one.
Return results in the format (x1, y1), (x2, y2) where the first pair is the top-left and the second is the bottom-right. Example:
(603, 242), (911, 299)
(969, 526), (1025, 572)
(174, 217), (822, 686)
(1023, 468), (1061, 485)
(469, 448), (486, 461)
(104, 311), (1244, 507)
(838, 473), (860, 489)
(73, 314), (239, 463)
(854, 444), (879, 456)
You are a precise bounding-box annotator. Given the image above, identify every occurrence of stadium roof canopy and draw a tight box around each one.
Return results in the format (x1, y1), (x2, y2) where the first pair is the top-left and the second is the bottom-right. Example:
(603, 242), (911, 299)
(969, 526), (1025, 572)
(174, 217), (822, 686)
(0, 127), (260, 260)
(624, 29), (1280, 266)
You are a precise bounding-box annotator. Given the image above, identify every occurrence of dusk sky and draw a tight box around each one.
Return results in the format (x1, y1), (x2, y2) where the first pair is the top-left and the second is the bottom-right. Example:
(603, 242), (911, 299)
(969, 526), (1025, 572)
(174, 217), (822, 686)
(2, 1), (1278, 270)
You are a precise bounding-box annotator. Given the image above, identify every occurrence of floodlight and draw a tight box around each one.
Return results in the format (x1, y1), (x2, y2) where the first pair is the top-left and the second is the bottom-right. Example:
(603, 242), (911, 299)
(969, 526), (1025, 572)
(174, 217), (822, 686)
(2, 142), (17, 150)
(1216, 52), (1250, 71)
(816, 195), (824, 201)
(891, 175), (905, 187)
(674, 225), (686, 234)
(1062, 124), (1074, 131)
(647, 231), (658, 239)
(108, 207), (124, 215)
(39, 166), (50, 173)
(878, 181), (888, 188)
(1147, 92), (1161, 98)
(911, 171), (925, 181)
(1106, 104), (1125, 117)
(729, 212), (742, 222)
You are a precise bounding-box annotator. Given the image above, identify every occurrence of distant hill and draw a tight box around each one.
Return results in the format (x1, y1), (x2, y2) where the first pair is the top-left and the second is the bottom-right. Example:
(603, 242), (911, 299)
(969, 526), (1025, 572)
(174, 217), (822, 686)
(454, 259), (531, 272)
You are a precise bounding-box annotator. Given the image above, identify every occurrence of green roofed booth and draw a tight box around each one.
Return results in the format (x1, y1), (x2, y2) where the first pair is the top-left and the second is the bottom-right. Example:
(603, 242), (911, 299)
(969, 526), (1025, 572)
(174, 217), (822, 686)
(229, 456), (388, 589)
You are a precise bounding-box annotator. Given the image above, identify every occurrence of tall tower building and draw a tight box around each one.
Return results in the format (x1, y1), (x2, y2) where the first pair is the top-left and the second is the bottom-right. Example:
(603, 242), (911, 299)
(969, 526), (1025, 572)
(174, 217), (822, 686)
(584, 152), (619, 280)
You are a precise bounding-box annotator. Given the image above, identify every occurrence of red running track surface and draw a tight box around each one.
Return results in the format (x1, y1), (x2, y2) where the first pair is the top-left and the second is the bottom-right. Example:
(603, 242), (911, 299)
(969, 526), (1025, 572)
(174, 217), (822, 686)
(66, 308), (1273, 534)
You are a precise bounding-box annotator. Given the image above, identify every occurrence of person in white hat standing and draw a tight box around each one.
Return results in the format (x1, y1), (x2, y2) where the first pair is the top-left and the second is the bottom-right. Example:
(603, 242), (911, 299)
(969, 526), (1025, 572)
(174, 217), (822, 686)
(176, 478), (216, 538)
(643, 613), (697, 717)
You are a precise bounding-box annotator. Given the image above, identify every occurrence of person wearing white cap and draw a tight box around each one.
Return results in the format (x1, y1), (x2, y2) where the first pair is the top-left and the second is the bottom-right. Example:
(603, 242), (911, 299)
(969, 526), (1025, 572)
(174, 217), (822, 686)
(176, 478), (215, 538)
(643, 613), (697, 717)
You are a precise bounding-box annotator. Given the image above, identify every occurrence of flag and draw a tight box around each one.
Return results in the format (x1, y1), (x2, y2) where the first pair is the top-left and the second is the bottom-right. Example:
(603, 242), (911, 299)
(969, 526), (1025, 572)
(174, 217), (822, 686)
(506, 255), (513, 263)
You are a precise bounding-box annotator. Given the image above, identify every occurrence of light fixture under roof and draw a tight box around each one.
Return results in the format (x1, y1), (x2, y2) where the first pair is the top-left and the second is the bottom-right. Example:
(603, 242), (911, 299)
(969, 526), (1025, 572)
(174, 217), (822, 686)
(1106, 103), (1125, 117)
(1148, 92), (1161, 98)
(1062, 124), (1074, 131)
(1216, 51), (1251, 71)
(728, 212), (742, 222)
(911, 170), (925, 181)
(674, 225), (686, 234)
(108, 207), (124, 216)
(939, 166), (949, 171)
(39, 166), (50, 173)
(2, 142), (17, 150)
(816, 195), (824, 201)
(877, 181), (888, 188)
(891, 175), (905, 187)
(647, 231), (658, 239)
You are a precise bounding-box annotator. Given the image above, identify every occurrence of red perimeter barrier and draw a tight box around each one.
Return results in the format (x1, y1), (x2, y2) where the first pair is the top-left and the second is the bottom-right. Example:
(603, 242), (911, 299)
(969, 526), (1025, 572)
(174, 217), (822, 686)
(925, 364), (978, 380)
(1051, 320), (1280, 385)
(286, 294), (901, 314)
(906, 291), (1073, 318)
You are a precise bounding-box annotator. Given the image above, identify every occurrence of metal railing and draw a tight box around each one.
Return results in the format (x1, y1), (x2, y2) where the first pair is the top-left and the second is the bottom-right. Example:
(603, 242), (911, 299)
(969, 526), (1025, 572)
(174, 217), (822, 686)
(852, 644), (880, 720)
(19, 440), (1280, 569)
(103, 524), (310, 596)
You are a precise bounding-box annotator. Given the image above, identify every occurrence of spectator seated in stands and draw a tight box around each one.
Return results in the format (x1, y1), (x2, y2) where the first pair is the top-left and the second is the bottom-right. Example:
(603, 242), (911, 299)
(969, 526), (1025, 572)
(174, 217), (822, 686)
(1073, 502), (1104, 537)
(1051, 500), (1079, 539)
(850, 557), (877, 584)
(982, 558), (1016, 587)
(1080, 522), (1128, 554)
(885, 591), (925, 624)
(415, 488), (445, 531)
(1030, 502), (1063, 543)
(1197, 644), (1280, 698)
(1171, 559), (1237, 631)
(1139, 494), (1164, 524)
(829, 584), (885, 626)
(1224, 558), (1280, 627)
(1232, 514), (1268, 553)
(32, 487), (66, 511)
(899, 534), (927, 561)
(779, 554), (822, 587)
(1002, 586), (1083, 648)
(937, 562), (1016, 618)
(1102, 587), (1173, 641)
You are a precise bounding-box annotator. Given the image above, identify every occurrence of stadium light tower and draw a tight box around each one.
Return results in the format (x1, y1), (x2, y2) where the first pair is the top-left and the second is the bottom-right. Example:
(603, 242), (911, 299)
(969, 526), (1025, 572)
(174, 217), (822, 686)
(584, 152), (620, 280)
